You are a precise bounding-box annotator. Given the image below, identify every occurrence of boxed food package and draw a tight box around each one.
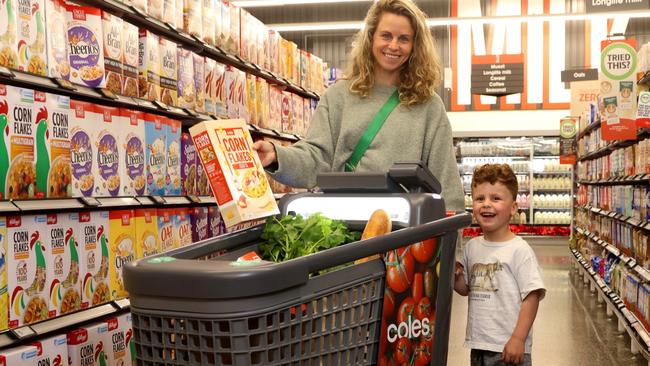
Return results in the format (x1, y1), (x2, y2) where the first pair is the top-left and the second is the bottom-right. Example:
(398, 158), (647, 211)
(119, 109), (146, 196)
(218, 0), (230, 50)
(46, 212), (81, 318)
(101, 11), (123, 95)
(193, 53), (205, 113)
(256, 77), (269, 128)
(175, 207), (192, 247)
(228, 2), (239, 55)
(190, 206), (208, 242)
(120, 312), (135, 362)
(132, 0), (147, 14)
(236, 69), (247, 121)
(196, 159), (210, 195)
(181, 132), (196, 195)
(67, 320), (111, 366)
(65, 3), (105, 87)
(183, 0), (202, 39)
(280, 38), (291, 80)
(214, 61), (227, 117)
(281, 91), (291, 132)
(122, 21), (139, 97)
(300, 50), (309, 88)
(291, 42), (299, 84)
(0, 217), (6, 331)
(108, 209), (135, 300)
(268, 84), (282, 130)
(45, 0), (69, 79)
(213, 0), (222, 48)
(257, 20), (268, 70)
(148, 0), (163, 21)
(165, 118), (182, 196)
(292, 94), (304, 135)
(16, 0), (46, 75)
(0, 0), (17, 69)
(163, 0), (176, 28)
(78, 211), (110, 309)
(207, 205), (225, 237)
(268, 29), (279, 75)
(189, 119), (279, 227)
(175, 0), (183, 32)
(0, 333), (67, 365)
(94, 106), (121, 197)
(2, 85), (36, 200)
(157, 208), (175, 252)
(144, 113), (167, 196)
(0, 344), (38, 364)
(204, 57), (217, 115)
(102, 316), (131, 365)
(69, 100), (95, 197)
(135, 208), (159, 259)
(176, 48), (195, 110)
(303, 97), (312, 133)
(202, 0), (215, 45)
(159, 37), (178, 106)
(33, 92), (72, 198)
(8, 214), (49, 328)
(239, 8), (252, 62)
(225, 65), (238, 118)
(138, 29), (160, 101)
(246, 73), (257, 125)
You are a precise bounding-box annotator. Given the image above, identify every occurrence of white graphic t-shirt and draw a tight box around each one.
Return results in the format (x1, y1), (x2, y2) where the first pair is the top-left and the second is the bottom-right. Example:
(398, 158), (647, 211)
(461, 236), (546, 354)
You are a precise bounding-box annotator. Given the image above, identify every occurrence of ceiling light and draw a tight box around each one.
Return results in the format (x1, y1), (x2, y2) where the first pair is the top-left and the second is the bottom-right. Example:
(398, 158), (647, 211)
(232, 0), (372, 7)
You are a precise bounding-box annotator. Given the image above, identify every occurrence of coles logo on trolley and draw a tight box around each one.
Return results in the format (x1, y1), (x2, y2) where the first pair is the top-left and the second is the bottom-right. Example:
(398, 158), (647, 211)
(387, 315), (431, 343)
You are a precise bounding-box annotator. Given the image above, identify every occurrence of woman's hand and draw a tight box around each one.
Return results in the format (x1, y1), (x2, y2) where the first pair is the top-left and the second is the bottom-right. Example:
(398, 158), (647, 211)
(252, 140), (277, 167)
(502, 336), (525, 365)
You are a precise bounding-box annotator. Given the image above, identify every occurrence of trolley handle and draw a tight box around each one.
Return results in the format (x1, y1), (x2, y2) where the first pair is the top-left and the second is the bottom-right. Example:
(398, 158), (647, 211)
(291, 212), (472, 273)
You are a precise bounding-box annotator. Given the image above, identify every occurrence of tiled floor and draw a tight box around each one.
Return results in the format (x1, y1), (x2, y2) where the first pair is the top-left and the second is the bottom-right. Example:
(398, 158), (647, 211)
(447, 237), (648, 366)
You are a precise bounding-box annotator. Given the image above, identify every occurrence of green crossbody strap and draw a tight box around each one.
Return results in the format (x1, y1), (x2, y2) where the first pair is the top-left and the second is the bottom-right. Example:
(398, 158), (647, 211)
(345, 90), (400, 172)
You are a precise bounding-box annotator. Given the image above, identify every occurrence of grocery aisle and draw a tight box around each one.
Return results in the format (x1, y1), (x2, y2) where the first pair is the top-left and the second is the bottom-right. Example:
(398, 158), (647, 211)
(447, 238), (647, 366)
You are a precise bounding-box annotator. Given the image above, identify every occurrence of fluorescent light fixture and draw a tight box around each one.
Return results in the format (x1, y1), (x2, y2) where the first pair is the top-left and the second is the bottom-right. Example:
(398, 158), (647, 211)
(232, 0), (372, 7)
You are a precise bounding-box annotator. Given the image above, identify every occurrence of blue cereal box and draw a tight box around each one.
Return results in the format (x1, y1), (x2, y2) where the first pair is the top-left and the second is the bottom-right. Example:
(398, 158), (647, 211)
(144, 114), (166, 196)
(165, 118), (182, 196)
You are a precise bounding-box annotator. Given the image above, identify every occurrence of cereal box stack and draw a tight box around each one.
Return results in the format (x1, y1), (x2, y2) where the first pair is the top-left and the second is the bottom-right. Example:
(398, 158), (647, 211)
(190, 206), (208, 242)
(45, 0), (69, 79)
(166, 118), (182, 196)
(69, 100), (95, 197)
(177, 48), (195, 110)
(0, 0), (17, 69)
(293, 94), (304, 135)
(0, 217), (7, 331)
(108, 209), (135, 300)
(65, 3), (105, 88)
(120, 109), (146, 196)
(134, 208), (159, 259)
(181, 132), (196, 195)
(16, 0), (46, 75)
(218, 0), (230, 50)
(157, 208), (175, 252)
(45, 212), (81, 318)
(78, 211), (110, 308)
(138, 29), (160, 101)
(159, 37), (178, 106)
(122, 21), (139, 97)
(144, 113), (167, 196)
(67, 322), (106, 366)
(189, 119), (279, 227)
(175, 207), (192, 247)
(268, 29), (280, 75)
(101, 11), (123, 95)
(95, 106), (121, 197)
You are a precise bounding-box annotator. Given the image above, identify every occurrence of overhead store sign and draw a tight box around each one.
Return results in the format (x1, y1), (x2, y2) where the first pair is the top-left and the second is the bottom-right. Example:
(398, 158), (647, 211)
(600, 38), (638, 140)
(586, 0), (650, 13)
(470, 54), (524, 96)
(561, 68), (598, 83)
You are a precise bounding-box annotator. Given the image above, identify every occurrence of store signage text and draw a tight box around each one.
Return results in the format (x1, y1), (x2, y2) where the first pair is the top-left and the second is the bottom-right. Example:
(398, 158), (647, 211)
(471, 54), (524, 96)
(586, 0), (649, 13)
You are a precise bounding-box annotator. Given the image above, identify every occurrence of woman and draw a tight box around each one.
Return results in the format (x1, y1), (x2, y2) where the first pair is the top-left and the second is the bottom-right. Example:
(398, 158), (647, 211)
(253, 0), (464, 212)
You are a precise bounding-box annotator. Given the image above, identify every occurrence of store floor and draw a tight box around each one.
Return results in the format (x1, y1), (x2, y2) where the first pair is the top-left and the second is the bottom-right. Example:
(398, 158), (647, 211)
(446, 237), (648, 366)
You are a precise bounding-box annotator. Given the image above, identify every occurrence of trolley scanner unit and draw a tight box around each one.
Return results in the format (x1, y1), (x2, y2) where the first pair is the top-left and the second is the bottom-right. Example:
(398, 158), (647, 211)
(124, 162), (471, 366)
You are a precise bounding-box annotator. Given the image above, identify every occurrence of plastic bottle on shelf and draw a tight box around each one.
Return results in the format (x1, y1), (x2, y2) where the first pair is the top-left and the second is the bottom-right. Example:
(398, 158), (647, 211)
(519, 212), (527, 225)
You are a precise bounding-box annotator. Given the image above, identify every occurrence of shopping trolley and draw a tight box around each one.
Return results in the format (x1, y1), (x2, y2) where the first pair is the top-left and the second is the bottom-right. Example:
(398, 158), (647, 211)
(124, 162), (472, 365)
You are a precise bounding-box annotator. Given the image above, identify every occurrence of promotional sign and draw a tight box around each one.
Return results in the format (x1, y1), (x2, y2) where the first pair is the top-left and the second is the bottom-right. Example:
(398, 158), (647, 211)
(586, 0), (650, 13)
(560, 118), (578, 165)
(570, 80), (600, 133)
(600, 38), (638, 141)
(637, 91), (650, 128)
(471, 54), (524, 96)
(562, 68), (599, 83)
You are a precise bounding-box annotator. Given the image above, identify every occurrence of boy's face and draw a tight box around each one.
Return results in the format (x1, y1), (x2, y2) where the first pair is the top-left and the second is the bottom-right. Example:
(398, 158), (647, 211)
(472, 181), (517, 236)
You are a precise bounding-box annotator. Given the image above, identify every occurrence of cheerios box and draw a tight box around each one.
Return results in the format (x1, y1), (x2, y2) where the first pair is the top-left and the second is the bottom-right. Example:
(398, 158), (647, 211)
(2, 85), (36, 200)
(65, 2), (105, 88)
(189, 119), (279, 227)
(135, 208), (159, 259)
(16, 0), (47, 76)
(0, 217), (7, 331)
(94, 105), (121, 197)
(165, 118), (182, 196)
(157, 208), (176, 252)
(69, 100), (95, 197)
(144, 113), (167, 196)
(78, 211), (110, 309)
(45, 212), (81, 319)
(7, 214), (49, 328)
(45, 0), (69, 79)
(120, 109), (146, 196)
(108, 210), (134, 300)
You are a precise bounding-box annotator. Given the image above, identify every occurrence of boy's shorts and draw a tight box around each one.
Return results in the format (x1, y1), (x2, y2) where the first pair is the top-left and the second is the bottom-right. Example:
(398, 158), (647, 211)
(471, 349), (532, 366)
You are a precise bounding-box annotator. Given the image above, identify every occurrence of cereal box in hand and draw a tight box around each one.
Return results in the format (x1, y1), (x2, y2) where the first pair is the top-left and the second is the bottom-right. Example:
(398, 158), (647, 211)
(181, 132), (196, 195)
(65, 3), (105, 88)
(101, 11), (123, 95)
(78, 211), (110, 309)
(138, 29), (160, 101)
(95, 106), (121, 197)
(0, 217), (7, 331)
(193, 53), (205, 113)
(46, 212), (81, 318)
(8, 214), (49, 328)
(108, 209), (134, 300)
(45, 0), (69, 79)
(0, 0), (17, 69)
(69, 100), (95, 197)
(16, 0), (46, 76)
(134, 208), (159, 259)
(144, 113), (166, 195)
(122, 21), (139, 97)
(190, 206), (208, 242)
(165, 118), (182, 196)
(189, 119), (279, 227)
(159, 38), (178, 107)
(157, 208), (175, 252)
(175, 207), (192, 247)
(176, 47), (195, 110)
(119, 109), (146, 196)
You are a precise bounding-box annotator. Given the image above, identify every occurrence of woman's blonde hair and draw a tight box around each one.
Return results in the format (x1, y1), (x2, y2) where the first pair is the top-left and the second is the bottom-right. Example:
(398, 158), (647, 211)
(346, 0), (442, 106)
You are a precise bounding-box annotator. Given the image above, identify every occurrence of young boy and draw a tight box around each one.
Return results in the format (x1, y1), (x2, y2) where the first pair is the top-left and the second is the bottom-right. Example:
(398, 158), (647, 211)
(454, 163), (546, 366)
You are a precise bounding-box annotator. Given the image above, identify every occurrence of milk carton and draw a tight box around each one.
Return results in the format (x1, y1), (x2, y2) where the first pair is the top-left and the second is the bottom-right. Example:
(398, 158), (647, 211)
(165, 118), (181, 196)
(16, 0), (46, 75)
(101, 11), (123, 95)
(78, 211), (110, 309)
(157, 208), (175, 252)
(190, 206), (208, 242)
(120, 109), (146, 196)
(69, 100), (95, 197)
(108, 210), (134, 300)
(135, 208), (159, 259)
(45, 0), (69, 79)
(2, 86), (36, 200)
(181, 132), (196, 196)
(45, 212), (81, 318)
(175, 207), (192, 247)
(8, 214), (49, 328)
(65, 3), (105, 88)
(0, 217), (6, 331)
(94, 105), (121, 197)
(144, 113), (166, 196)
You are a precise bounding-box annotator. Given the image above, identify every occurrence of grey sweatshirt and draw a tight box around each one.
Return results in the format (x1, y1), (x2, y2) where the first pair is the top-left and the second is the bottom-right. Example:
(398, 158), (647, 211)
(271, 80), (464, 212)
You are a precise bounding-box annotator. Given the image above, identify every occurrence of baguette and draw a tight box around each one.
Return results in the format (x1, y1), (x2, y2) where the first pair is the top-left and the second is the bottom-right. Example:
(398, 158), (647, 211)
(354, 209), (392, 264)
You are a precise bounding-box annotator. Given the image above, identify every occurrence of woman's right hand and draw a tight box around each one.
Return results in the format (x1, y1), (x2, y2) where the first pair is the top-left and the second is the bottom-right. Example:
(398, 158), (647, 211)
(252, 140), (277, 167)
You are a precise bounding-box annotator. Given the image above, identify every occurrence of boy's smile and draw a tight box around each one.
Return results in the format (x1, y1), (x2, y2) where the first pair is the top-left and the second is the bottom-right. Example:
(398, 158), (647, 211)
(472, 181), (517, 241)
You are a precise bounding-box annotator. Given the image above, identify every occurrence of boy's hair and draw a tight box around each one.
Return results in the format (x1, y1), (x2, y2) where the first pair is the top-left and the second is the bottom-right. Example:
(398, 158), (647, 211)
(471, 164), (518, 200)
(345, 0), (442, 106)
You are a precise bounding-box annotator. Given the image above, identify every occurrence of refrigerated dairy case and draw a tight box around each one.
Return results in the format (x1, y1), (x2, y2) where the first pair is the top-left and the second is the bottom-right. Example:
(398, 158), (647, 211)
(124, 162), (472, 365)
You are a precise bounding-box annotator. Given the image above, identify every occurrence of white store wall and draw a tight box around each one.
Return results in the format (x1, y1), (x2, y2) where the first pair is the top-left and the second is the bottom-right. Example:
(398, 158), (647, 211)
(448, 110), (570, 137)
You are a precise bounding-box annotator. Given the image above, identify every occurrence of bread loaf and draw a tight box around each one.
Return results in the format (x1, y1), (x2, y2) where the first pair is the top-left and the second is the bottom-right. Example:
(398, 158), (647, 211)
(354, 209), (392, 264)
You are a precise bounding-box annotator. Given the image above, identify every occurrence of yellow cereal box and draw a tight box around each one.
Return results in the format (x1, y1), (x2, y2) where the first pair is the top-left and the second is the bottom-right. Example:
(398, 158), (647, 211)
(45, 212), (81, 318)
(78, 211), (110, 308)
(175, 207), (192, 247)
(256, 77), (269, 129)
(157, 208), (176, 252)
(134, 208), (159, 259)
(246, 73), (257, 126)
(189, 119), (279, 227)
(108, 210), (134, 300)
(0, 217), (7, 331)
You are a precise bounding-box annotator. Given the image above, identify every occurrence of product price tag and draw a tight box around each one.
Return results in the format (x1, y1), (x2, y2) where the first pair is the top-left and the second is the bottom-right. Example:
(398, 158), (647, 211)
(150, 195), (166, 204)
(80, 197), (101, 207)
(10, 326), (36, 340)
(0, 66), (14, 78)
(183, 108), (199, 117)
(113, 298), (131, 309)
(153, 100), (169, 110)
(637, 91), (650, 128)
(98, 88), (118, 100)
(53, 77), (75, 90)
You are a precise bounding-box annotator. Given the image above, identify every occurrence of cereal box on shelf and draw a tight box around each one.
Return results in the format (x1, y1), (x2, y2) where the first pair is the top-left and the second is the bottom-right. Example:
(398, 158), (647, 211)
(159, 37), (178, 107)
(189, 119), (279, 227)
(228, 2), (239, 55)
(108, 209), (135, 300)
(175, 0), (183, 32)
(65, 3), (105, 88)
(148, 0), (163, 21)
(225, 65), (238, 118)
(2, 85), (36, 200)
(45, 0), (69, 79)
(119, 109), (146, 196)
(256, 77), (269, 129)
(138, 29), (160, 101)
(101, 11), (123, 95)
(0, 344), (37, 364)
(280, 38), (291, 80)
(239, 8), (251, 62)
(236, 69), (247, 122)
(165, 118), (182, 196)
(0, 217), (6, 331)
(16, 0), (46, 75)
(184, 0), (202, 39)
(122, 21), (139, 97)
(30, 333), (68, 366)
(291, 42), (299, 84)
(46, 212), (81, 318)
(163, 0), (176, 28)
(190, 206), (208, 242)
(292, 94), (304, 135)
(281, 91), (291, 133)
(213, 0), (222, 45)
(69, 100), (95, 197)
(103, 316), (131, 365)
(202, 0), (215, 45)
(67, 321), (105, 366)
(204, 57), (217, 115)
(218, 0), (230, 49)
(120, 312), (135, 362)
(207, 205), (225, 237)
(268, 85), (282, 130)
(177, 47), (195, 110)
(131, 0), (147, 14)
(193, 53), (205, 113)
(181, 132), (196, 195)
(300, 50), (309, 88)
(0, 0), (17, 69)
(268, 29), (279, 75)
(8, 214), (49, 328)
(135, 208), (159, 259)
(246, 73), (257, 125)
(78, 211), (110, 309)
(144, 113), (167, 195)
(196, 159), (210, 195)
(257, 19), (268, 70)
(175, 207), (192, 247)
(303, 97), (312, 133)
(157, 208), (175, 252)
(213, 63), (226, 118)
(95, 106), (121, 197)
(33, 92), (71, 198)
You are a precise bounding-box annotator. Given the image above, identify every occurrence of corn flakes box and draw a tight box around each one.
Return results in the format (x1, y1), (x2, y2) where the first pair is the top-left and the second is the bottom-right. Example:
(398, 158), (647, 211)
(0, 344), (39, 365)
(225, 65), (238, 118)
(176, 47), (195, 110)
(157, 208), (175, 252)
(175, 207), (192, 247)
(0, 0), (17, 69)
(94, 106), (121, 197)
(78, 211), (110, 309)
(189, 119), (279, 227)
(138, 29), (160, 101)
(120, 312), (135, 362)
(29, 333), (68, 366)
(204, 57), (217, 115)
(102, 316), (130, 365)
(193, 53), (205, 113)
(0, 217), (6, 331)
(120, 109), (146, 196)
(300, 50), (309, 88)
(190, 206), (208, 242)
(101, 11), (123, 95)
(16, 0), (46, 75)
(134, 208), (158, 259)
(214, 61), (226, 117)
(256, 77), (268, 129)
(32, 92), (71, 198)
(218, 0), (229, 50)
(165, 118), (181, 196)
(207, 205), (225, 237)
(45, 212), (81, 318)
(65, 3), (105, 88)
(159, 38), (177, 107)
(8, 214), (49, 328)
(281, 91), (291, 132)
(122, 21), (139, 97)
(108, 210), (134, 300)
(181, 132), (196, 195)
(69, 100), (95, 197)
(145, 113), (167, 196)
(67, 321), (105, 366)
(1, 85), (35, 200)
(45, 0), (69, 79)
(246, 73), (256, 125)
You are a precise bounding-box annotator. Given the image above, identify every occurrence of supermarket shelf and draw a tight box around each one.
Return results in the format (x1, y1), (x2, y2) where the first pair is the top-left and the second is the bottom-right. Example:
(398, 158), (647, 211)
(461, 172), (529, 175)
(576, 205), (650, 231)
(533, 188), (572, 192)
(0, 300), (130, 349)
(459, 155), (530, 159)
(577, 174), (650, 186)
(533, 171), (572, 175)
(533, 207), (571, 210)
(577, 119), (602, 141)
(578, 129), (650, 162)
(638, 70), (650, 86)
(532, 155), (561, 158)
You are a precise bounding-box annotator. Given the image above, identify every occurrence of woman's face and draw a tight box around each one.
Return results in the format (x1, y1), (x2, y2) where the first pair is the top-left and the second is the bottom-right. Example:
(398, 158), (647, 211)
(372, 12), (414, 85)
